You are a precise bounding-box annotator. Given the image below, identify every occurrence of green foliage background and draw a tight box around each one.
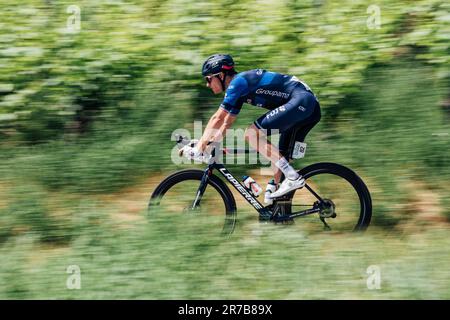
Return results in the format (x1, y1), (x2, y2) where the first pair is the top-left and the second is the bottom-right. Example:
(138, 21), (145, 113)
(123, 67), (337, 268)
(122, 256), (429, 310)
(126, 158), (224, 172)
(0, 0), (449, 299)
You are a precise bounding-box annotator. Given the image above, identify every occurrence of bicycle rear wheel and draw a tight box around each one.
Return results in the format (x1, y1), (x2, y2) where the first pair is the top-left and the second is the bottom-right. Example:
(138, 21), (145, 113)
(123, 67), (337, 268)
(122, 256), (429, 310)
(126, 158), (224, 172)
(287, 162), (372, 232)
(148, 169), (237, 236)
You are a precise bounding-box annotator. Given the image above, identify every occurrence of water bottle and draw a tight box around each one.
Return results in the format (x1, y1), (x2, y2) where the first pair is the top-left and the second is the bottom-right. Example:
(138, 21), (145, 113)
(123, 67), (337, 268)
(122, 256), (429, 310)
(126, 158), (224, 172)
(264, 179), (277, 204)
(242, 175), (263, 197)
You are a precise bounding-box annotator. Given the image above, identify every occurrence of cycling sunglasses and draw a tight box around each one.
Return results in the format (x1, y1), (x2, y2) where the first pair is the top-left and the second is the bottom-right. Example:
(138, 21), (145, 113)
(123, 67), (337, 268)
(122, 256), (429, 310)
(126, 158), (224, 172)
(204, 72), (222, 84)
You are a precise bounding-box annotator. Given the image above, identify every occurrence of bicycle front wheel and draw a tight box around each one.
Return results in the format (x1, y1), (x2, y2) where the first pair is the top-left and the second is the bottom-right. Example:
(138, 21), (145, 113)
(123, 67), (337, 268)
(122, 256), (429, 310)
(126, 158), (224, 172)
(148, 169), (237, 236)
(288, 162), (372, 232)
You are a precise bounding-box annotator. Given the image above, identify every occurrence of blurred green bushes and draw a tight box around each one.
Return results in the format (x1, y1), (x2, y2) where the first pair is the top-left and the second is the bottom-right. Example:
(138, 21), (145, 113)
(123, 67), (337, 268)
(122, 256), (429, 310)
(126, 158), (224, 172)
(0, 185), (72, 244)
(1, 0), (448, 143)
(0, 0), (449, 240)
(0, 1), (449, 300)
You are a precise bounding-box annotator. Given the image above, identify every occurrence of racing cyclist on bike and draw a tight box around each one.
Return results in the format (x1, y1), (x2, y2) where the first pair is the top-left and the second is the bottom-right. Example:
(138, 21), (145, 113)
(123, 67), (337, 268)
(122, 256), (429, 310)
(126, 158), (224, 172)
(181, 54), (321, 203)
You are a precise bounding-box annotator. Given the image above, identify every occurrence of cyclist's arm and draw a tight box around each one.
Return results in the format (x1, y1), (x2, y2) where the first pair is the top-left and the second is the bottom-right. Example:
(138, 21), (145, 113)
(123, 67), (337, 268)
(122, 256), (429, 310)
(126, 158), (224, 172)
(197, 108), (236, 152)
(197, 76), (246, 152)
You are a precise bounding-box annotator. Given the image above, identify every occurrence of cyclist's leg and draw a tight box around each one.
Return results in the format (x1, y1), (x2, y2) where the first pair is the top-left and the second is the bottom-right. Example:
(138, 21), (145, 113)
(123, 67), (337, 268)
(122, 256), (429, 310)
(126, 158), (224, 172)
(277, 127), (296, 183)
(277, 116), (321, 184)
(245, 124), (290, 186)
(245, 123), (285, 171)
(279, 102), (321, 161)
(246, 88), (320, 184)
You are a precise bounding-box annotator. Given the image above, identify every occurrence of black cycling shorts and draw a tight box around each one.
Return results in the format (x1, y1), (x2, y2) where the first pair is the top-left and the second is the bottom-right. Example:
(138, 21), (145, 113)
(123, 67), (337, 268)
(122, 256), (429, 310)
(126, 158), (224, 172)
(253, 86), (321, 159)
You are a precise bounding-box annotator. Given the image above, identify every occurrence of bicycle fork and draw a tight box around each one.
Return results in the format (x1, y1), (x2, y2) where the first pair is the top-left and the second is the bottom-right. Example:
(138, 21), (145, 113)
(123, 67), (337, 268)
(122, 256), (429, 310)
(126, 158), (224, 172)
(190, 167), (212, 209)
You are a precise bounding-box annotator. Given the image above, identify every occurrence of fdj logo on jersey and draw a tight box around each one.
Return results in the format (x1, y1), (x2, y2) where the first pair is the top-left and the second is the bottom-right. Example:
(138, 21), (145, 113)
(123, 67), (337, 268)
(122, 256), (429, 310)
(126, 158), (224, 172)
(265, 105), (286, 119)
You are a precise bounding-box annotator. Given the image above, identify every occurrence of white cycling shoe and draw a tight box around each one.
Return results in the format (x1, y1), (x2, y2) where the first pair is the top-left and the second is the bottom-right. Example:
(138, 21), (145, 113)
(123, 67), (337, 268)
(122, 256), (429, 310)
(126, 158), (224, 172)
(269, 175), (305, 199)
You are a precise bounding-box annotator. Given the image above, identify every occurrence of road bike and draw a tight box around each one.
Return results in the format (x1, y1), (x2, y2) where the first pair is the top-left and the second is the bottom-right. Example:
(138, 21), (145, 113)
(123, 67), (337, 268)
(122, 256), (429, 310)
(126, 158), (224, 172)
(148, 135), (372, 235)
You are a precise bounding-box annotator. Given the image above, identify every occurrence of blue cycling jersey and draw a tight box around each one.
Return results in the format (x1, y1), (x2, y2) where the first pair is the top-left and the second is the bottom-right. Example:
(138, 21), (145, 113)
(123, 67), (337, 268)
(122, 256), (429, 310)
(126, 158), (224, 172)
(220, 69), (313, 115)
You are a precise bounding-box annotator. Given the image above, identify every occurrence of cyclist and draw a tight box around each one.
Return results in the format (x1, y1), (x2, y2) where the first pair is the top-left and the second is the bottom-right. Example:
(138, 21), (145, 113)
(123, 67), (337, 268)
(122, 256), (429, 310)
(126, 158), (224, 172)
(181, 54), (321, 203)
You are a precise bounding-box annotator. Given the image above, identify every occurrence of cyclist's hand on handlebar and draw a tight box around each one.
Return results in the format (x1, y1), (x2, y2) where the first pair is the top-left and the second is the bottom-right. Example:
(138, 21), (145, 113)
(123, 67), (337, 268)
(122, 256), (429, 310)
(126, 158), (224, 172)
(177, 138), (214, 162)
(178, 139), (195, 155)
(179, 145), (207, 162)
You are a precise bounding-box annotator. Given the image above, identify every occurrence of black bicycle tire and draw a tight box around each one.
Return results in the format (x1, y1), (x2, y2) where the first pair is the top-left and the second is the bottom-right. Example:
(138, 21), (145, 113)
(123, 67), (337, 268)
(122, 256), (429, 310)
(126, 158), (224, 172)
(290, 162), (372, 231)
(148, 169), (237, 235)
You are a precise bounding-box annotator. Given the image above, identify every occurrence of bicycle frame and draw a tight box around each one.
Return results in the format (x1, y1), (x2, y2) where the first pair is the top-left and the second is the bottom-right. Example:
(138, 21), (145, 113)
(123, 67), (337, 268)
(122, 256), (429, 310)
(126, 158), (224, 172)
(158, 129), (375, 233)
(176, 134), (324, 221)
(191, 156), (323, 221)
(191, 162), (271, 216)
